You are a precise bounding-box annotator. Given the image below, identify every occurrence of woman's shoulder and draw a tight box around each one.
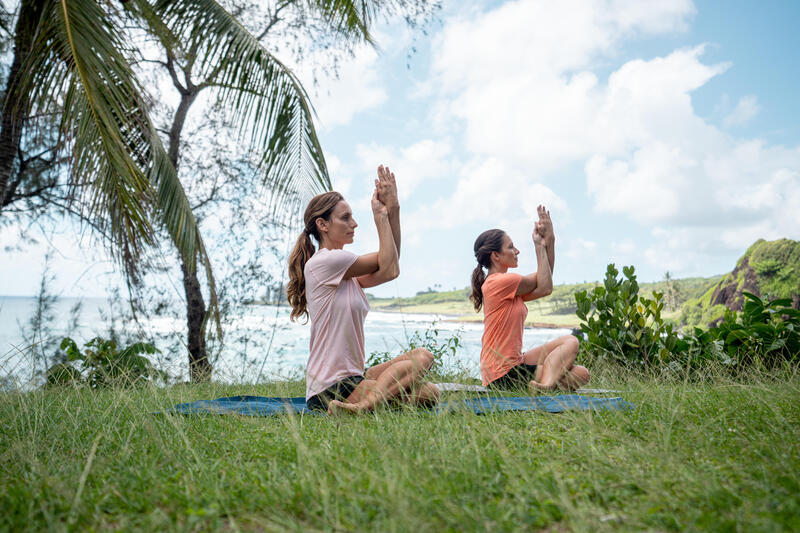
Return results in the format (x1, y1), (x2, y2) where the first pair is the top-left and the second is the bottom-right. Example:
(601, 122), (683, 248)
(484, 271), (522, 285)
(308, 247), (356, 265)
(305, 248), (358, 281)
(483, 272), (522, 299)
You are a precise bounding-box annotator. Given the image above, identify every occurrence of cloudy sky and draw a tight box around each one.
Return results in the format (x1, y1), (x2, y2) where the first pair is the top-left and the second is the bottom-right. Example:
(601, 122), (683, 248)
(2, 0), (799, 298)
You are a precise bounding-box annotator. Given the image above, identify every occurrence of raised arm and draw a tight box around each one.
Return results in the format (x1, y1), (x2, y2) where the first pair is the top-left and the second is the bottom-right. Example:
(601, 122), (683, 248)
(351, 187), (399, 288)
(537, 205), (555, 275)
(376, 165), (401, 257)
(519, 221), (553, 301)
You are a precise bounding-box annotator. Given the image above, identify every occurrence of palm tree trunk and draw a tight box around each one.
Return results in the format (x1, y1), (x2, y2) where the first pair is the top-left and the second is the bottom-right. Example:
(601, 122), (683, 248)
(181, 256), (211, 381)
(169, 90), (211, 382)
(0, 0), (43, 209)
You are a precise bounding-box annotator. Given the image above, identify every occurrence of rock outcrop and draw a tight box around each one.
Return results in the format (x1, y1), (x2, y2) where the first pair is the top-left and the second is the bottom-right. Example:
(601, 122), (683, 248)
(681, 238), (800, 326)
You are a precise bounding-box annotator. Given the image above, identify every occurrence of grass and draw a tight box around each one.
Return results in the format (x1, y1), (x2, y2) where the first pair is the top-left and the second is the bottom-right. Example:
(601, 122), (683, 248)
(2, 367), (799, 531)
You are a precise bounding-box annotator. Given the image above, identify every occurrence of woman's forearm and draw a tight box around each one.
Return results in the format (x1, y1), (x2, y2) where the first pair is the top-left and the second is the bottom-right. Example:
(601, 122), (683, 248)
(535, 243), (552, 294)
(387, 206), (401, 257)
(375, 213), (399, 279)
(546, 238), (555, 275)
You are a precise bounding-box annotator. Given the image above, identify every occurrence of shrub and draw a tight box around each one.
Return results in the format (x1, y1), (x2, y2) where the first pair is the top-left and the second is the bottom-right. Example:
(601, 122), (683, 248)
(366, 321), (465, 378)
(575, 264), (680, 370)
(703, 292), (799, 369)
(576, 264), (800, 374)
(45, 337), (165, 388)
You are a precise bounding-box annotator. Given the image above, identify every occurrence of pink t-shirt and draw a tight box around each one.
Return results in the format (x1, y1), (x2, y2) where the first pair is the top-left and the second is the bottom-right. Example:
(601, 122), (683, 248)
(304, 248), (369, 399)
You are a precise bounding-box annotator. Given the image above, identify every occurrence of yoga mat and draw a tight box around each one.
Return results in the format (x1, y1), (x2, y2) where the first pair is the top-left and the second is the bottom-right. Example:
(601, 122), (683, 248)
(434, 382), (488, 392)
(441, 395), (633, 414)
(161, 394), (633, 417)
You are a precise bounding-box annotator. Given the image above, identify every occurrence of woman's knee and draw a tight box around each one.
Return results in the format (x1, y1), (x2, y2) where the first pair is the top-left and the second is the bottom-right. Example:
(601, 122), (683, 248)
(420, 382), (441, 404)
(410, 348), (435, 370)
(572, 365), (590, 385)
(562, 334), (580, 355)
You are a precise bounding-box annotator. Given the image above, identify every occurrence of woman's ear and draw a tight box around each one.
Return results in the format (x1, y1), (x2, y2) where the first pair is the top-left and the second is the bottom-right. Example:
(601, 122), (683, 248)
(315, 217), (328, 235)
(490, 250), (499, 265)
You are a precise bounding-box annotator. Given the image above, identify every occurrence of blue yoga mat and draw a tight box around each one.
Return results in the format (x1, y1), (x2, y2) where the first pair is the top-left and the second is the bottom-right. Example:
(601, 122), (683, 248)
(161, 394), (633, 417)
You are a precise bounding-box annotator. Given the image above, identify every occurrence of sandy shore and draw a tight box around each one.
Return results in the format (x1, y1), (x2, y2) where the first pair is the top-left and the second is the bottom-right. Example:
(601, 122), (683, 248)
(370, 304), (580, 329)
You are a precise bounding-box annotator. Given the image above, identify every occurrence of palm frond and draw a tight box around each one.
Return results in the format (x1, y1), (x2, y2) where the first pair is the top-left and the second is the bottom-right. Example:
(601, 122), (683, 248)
(303, 1), (438, 45)
(17, 0), (220, 333)
(305, 0), (377, 44)
(148, 0), (332, 214)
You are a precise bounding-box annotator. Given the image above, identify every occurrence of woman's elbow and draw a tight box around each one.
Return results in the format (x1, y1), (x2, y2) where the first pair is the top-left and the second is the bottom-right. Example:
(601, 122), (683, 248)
(377, 265), (400, 282)
(531, 286), (552, 299)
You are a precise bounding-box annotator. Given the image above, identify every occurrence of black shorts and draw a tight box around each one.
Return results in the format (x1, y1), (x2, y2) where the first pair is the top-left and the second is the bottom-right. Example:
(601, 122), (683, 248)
(306, 375), (365, 411)
(488, 364), (538, 390)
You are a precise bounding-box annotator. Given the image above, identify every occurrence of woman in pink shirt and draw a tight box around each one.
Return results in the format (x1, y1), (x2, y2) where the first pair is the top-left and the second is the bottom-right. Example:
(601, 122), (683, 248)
(287, 165), (439, 414)
(471, 206), (590, 391)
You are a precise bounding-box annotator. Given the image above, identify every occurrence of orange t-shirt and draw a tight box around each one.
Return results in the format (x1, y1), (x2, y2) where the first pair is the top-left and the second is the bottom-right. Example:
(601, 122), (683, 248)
(480, 272), (528, 385)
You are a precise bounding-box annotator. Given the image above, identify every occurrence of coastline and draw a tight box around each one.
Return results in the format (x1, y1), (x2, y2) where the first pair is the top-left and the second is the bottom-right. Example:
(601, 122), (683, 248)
(369, 304), (581, 329)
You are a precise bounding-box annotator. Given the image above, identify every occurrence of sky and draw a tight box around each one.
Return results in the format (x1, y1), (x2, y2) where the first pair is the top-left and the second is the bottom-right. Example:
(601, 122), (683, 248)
(1, 0), (799, 299)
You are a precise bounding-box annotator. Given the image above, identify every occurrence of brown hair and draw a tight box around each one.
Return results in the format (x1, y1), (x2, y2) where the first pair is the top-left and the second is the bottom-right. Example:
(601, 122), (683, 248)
(470, 229), (506, 311)
(287, 191), (344, 321)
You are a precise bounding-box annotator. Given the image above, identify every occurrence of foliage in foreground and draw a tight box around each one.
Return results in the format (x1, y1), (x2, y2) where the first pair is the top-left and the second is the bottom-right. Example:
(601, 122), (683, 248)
(1, 370), (798, 531)
(576, 264), (800, 373)
(366, 320), (469, 380)
(45, 337), (165, 388)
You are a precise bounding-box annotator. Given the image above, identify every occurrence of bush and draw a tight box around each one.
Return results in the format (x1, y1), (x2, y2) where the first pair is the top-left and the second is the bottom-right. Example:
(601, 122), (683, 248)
(45, 337), (165, 388)
(366, 321), (465, 378)
(575, 264), (680, 370)
(682, 292), (800, 371)
(576, 264), (800, 375)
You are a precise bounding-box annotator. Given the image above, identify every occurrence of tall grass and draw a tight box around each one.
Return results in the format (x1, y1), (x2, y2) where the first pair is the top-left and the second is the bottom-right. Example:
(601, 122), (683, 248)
(1, 365), (799, 531)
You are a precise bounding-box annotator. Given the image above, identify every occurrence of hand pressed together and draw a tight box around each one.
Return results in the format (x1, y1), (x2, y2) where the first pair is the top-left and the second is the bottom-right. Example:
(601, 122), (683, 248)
(375, 165), (399, 212)
(536, 205), (554, 246)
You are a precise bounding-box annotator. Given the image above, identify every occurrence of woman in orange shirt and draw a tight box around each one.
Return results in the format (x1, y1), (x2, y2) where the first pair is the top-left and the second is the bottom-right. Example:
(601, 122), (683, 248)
(470, 206), (589, 391)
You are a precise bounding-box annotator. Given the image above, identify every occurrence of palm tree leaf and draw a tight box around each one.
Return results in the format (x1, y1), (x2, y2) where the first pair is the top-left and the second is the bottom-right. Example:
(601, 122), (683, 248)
(305, 0), (376, 44)
(147, 0), (333, 214)
(17, 0), (221, 333)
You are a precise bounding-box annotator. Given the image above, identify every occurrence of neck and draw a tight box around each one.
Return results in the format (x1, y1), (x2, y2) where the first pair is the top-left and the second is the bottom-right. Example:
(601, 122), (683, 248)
(487, 264), (509, 276)
(319, 237), (345, 250)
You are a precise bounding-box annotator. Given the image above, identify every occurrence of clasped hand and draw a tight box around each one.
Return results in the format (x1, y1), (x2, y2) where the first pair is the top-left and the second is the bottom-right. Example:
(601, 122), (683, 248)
(371, 165), (399, 217)
(532, 205), (554, 246)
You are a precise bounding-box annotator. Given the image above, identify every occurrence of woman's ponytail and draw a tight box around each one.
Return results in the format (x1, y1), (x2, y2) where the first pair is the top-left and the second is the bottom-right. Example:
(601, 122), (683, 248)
(287, 231), (316, 322)
(469, 228), (507, 312)
(286, 191), (344, 322)
(470, 264), (486, 311)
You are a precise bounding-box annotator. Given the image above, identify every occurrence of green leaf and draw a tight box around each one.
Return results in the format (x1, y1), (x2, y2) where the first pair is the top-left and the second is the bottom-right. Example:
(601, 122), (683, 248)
(151, 0), (332, 216)
(18, 0), (220, 331)
(725, 330), (750, 344)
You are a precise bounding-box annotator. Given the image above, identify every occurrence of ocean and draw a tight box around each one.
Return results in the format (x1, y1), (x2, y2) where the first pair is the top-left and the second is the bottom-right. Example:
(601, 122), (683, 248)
(0, 296), (572, 387)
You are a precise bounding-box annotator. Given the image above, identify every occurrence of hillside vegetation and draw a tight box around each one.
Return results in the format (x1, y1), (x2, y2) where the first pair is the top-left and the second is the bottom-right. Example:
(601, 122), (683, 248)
(681, 239), (800, 326)
(369, 276), (720, 328)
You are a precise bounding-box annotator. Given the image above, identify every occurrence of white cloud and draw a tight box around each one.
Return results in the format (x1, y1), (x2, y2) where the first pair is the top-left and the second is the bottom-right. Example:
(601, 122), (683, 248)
(355, 139), (454, 200)
(411, 0), (799, 274)
(403, 157), (568, 251)
(293, 44), (387, 130)
(723, 95), (760, 127)
(612, 239), (636, 255)
(565, 238), (598, 259)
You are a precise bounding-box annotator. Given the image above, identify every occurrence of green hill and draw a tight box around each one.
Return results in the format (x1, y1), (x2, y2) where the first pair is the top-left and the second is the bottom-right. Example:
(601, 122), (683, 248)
(680, 238), (800, 327)
(369, 274), (720, 328)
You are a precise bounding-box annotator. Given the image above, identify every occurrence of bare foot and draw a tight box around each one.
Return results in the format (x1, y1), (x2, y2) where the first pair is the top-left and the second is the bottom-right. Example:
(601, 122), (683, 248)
(528, 379), (556, 393)
(327, 400), (365, 415)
